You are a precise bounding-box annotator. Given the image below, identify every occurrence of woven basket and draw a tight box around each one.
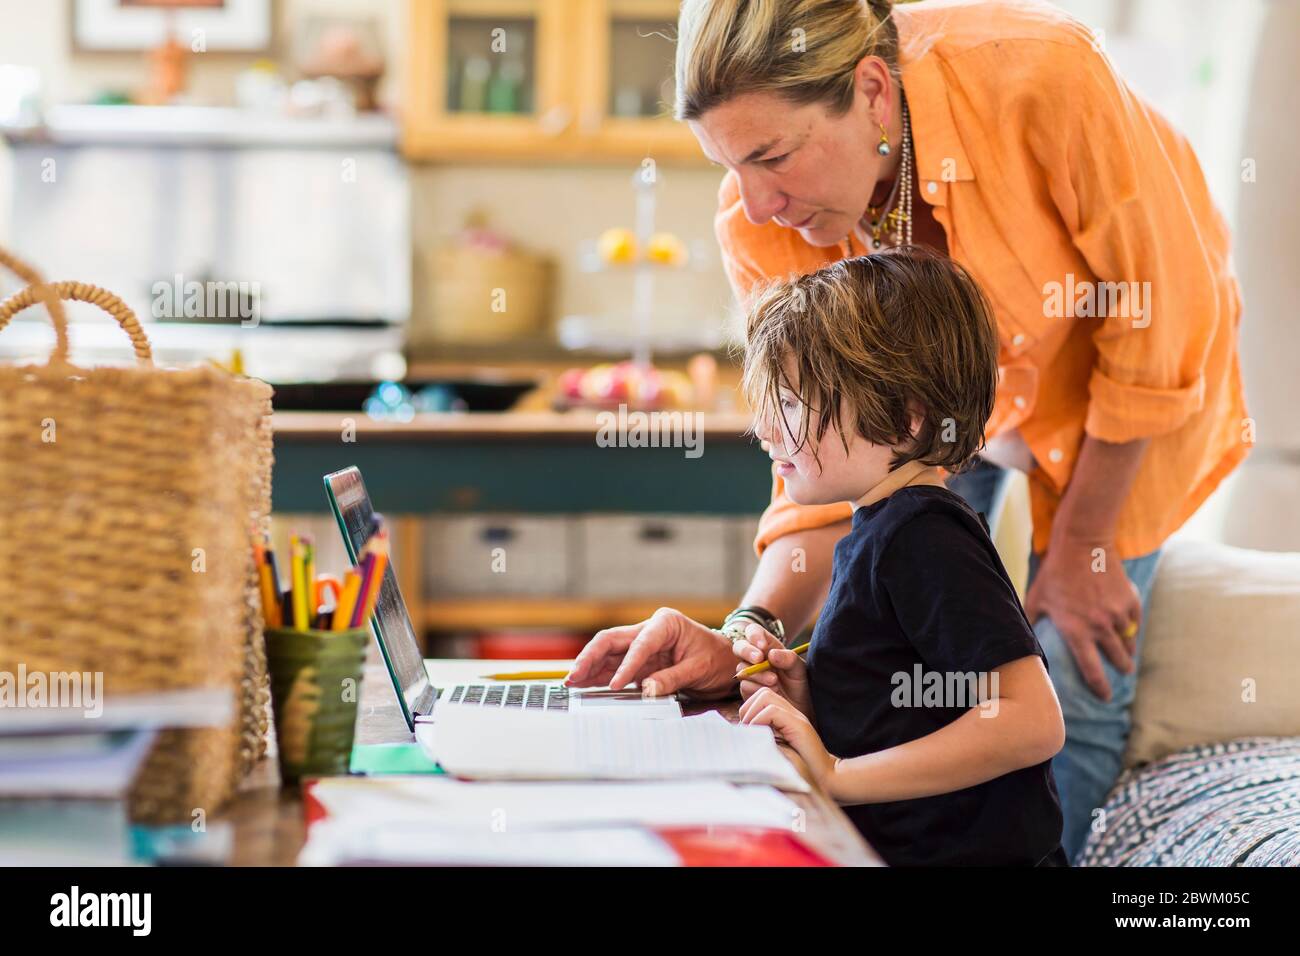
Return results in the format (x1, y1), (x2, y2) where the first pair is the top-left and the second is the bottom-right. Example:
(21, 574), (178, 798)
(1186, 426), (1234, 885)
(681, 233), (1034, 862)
(0, 247), (274, 824)
(412, 243), (554, 349)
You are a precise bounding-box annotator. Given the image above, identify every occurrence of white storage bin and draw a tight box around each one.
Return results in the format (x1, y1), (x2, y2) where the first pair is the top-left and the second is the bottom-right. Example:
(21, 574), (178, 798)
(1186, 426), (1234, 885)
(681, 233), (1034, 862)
(425, 514), (574, 597)
(579, 515), (732, 599)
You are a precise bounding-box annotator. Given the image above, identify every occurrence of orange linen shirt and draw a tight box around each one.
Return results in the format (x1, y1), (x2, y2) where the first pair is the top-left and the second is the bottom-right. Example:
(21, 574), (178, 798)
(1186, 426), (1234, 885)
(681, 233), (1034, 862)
(723, 0), (1248, 561)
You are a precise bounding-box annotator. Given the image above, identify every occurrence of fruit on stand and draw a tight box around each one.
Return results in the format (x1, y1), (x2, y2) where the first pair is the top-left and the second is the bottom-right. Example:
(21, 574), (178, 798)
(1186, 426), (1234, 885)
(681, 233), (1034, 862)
(597, 227), (638, 265)
(645, 231), (689, 267)
(595, 228), (689, 267)
(556, 360), (696, 409)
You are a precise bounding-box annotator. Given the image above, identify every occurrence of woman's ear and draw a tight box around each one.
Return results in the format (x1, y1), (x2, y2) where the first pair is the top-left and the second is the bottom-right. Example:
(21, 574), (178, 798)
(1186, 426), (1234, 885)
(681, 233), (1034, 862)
(853, 55), (892, 120)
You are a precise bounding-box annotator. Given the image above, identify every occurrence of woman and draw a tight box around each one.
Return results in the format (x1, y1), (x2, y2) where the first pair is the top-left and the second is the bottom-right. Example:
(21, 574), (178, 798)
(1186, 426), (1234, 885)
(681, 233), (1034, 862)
(565, 0), (1247, 862)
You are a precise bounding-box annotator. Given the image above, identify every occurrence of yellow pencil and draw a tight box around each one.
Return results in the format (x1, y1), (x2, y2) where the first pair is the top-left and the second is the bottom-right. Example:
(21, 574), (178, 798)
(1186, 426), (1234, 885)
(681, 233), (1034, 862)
(257, 560), (281, 629)
(734, 641), (811, 680)
(290, 535), (308, 631)
(478, 670), (571, 681)
(332, 570), (362, 631)
(302, 535), (315, 616)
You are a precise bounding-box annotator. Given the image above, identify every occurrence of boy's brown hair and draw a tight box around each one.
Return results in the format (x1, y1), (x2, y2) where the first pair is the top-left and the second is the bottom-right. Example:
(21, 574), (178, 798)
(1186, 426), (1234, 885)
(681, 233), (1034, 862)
(742, 248), (999, 472)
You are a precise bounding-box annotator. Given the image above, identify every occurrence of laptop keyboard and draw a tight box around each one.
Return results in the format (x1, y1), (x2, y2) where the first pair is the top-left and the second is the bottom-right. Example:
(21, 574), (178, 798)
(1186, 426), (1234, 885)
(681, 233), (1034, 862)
(441, 683), (569, 711)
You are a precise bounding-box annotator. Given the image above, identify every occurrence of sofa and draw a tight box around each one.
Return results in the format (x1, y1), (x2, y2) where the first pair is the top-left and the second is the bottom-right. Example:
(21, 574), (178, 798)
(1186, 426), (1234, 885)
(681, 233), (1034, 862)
(1079, 540), (1300, 865)
(987, 472), (1300, 865)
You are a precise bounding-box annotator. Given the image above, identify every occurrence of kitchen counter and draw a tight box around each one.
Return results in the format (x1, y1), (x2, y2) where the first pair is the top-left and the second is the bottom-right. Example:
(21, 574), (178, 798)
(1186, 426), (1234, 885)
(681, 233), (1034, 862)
(272, 408), (756, 441)
(271, 408), (770, 515)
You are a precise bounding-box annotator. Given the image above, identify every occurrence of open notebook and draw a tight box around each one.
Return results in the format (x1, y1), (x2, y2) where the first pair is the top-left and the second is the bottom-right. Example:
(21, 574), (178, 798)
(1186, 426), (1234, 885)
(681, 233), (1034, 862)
(415, 707), (810, 792)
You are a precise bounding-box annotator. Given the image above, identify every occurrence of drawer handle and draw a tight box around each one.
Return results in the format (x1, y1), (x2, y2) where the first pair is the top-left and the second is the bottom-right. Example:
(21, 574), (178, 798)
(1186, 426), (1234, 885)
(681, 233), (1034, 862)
(638, 524), (673, 542)
(481, 526), (517, 543)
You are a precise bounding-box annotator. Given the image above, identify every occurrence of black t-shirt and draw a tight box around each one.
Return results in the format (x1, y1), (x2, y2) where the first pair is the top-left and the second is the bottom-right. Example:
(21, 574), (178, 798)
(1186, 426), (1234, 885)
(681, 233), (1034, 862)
(806, 485), (1065, 866)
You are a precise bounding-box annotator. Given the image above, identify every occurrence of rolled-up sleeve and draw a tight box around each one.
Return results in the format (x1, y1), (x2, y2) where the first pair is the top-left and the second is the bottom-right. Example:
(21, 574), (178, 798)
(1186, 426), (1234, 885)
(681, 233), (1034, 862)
(754, 473), (853, 556)
(1030, 39), (1220, 443)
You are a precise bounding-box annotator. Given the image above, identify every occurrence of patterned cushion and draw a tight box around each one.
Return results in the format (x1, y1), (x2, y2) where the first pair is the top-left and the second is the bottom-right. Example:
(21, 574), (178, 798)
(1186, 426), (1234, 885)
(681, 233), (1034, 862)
(1080, 737), (1300, 866)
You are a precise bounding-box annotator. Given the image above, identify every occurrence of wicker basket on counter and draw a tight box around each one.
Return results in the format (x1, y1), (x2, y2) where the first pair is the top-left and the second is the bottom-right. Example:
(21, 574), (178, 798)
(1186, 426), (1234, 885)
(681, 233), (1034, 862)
(411, 240), (555, 350)
(0, 246), (273, 824)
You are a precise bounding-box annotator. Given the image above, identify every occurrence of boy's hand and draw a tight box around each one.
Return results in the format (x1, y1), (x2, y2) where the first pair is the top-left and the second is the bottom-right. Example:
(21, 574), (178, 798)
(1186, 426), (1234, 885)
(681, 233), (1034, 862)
(739, 687), (836, 790)
(732, 623), (814, 719)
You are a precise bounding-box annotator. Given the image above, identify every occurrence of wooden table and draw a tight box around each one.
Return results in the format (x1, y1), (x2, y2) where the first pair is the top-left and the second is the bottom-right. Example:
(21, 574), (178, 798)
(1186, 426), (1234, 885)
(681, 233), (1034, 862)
(224, 653), (883, 866)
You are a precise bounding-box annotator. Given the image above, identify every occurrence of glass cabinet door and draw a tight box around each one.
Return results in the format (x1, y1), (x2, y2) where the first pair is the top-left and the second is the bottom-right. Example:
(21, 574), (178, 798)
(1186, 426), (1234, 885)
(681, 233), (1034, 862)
(406, 0), (571, 159)
(575, 0), (705, 162)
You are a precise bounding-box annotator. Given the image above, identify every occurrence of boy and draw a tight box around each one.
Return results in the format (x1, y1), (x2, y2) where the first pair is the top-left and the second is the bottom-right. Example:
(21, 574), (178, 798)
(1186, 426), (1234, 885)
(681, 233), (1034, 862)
(737, 249), (1067, 866)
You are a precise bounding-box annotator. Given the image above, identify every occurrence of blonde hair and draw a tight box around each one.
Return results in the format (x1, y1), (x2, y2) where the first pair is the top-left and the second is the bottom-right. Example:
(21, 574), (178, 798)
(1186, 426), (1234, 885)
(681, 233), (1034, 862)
(742, 249), (999, 473)
(675, 0), (899, 121)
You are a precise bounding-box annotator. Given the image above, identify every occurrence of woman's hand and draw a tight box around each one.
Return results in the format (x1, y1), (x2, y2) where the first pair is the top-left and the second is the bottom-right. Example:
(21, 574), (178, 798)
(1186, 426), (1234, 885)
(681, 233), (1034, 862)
(732, 623), (814, 720)
(739, 687), (836, 790)
(1024, 535), (1141, 702)
(564, 607), (738, 699)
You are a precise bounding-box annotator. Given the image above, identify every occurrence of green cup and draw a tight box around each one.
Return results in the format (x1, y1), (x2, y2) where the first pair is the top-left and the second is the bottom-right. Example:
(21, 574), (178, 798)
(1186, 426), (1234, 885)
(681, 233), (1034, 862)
(265, 627), (369, 783)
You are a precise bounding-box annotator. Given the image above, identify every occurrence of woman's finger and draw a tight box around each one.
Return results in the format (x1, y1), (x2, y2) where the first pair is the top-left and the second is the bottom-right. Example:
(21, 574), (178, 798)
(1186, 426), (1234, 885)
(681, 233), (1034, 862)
(1096, 626), (1135, 676)
(1062, 624), (1113, 701)
(565, 621), (642, 686)
(607, 609), (679, 689)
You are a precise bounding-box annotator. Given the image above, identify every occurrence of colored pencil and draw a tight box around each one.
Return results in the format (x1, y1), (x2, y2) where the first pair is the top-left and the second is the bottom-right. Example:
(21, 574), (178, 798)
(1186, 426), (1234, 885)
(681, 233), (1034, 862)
(332, 570), (363, 632)
(290, 534), (308, 631)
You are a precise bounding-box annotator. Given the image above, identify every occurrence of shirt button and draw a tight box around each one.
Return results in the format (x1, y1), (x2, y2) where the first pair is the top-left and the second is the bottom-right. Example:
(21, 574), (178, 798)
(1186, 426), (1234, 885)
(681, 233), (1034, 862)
(1012, 333), (1026, 346)
(1048, 448), (1064, 463)
(1013, 395), (1026, 409)
(926, 181), (938, 195)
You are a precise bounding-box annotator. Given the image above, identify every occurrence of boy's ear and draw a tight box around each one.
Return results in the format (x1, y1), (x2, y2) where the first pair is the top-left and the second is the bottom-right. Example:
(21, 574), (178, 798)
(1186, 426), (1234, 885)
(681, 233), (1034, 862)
(905, 401), (927, 439)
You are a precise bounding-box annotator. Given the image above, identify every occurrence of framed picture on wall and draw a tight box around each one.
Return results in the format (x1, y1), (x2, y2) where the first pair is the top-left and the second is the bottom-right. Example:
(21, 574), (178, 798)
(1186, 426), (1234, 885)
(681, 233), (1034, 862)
(72, 0), (273, 53)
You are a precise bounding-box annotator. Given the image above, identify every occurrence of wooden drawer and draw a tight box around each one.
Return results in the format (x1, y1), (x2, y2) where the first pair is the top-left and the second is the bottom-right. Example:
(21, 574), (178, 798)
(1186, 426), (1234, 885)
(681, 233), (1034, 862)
(425, 514), (574, 597)
(578, 515), (731, 599)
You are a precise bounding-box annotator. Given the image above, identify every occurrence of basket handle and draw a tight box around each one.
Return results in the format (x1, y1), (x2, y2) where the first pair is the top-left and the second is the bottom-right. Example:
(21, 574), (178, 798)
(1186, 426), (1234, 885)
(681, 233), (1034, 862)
(0, 279), (154, 367)
(0, 246), (71, 363)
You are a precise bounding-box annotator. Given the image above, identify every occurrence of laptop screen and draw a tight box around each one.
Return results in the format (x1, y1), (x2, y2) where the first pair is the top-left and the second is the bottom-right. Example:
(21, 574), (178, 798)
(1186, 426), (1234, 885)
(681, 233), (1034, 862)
(323, 467), (435, 730)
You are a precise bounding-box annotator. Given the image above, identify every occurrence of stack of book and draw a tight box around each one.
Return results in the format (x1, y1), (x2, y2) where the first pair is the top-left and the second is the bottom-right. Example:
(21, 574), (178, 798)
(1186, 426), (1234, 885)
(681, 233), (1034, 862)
(0, 688), (234, 865)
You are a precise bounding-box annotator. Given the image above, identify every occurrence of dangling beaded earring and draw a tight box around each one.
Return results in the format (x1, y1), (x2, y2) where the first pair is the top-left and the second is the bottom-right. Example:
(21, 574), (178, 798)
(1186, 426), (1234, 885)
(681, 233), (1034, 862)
(876, 121), (891, 157)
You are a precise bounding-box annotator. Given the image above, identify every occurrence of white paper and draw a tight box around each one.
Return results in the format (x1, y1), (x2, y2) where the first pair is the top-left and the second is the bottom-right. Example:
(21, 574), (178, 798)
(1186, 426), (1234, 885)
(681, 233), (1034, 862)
(308, 777), (803, 831)
(0, 687), (233, 733)
(300, 821), (679, 867)
(0, 728), (158, 798)
(416, 705), (811, 792)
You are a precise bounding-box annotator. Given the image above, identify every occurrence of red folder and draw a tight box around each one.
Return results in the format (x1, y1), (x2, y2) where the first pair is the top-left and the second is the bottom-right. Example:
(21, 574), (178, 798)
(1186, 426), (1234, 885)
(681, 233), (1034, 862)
(656, 826), (833, 867)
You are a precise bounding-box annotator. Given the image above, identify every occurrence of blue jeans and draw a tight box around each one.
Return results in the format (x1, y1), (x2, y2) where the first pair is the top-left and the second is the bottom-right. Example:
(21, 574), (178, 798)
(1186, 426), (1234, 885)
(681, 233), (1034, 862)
(946, 459), (1163, 863)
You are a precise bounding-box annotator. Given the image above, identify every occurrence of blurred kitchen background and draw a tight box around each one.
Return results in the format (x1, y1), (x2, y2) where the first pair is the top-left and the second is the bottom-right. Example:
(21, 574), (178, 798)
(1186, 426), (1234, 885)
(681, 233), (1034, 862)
(0, 0), (1295, 659)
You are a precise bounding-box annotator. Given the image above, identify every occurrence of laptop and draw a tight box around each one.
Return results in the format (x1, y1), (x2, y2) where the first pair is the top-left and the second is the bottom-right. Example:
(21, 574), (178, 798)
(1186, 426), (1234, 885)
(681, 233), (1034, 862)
(323, 467), (682, 731)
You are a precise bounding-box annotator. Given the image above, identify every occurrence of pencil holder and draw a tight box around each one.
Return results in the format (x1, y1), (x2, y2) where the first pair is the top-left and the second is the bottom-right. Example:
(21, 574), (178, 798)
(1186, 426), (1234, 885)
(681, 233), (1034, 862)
(265, 627), (369, 784)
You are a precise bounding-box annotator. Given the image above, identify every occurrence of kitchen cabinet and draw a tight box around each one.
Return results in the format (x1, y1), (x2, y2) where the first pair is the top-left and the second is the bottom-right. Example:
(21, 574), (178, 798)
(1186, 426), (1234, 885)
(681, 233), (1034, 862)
(403, 0), (704, 163)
